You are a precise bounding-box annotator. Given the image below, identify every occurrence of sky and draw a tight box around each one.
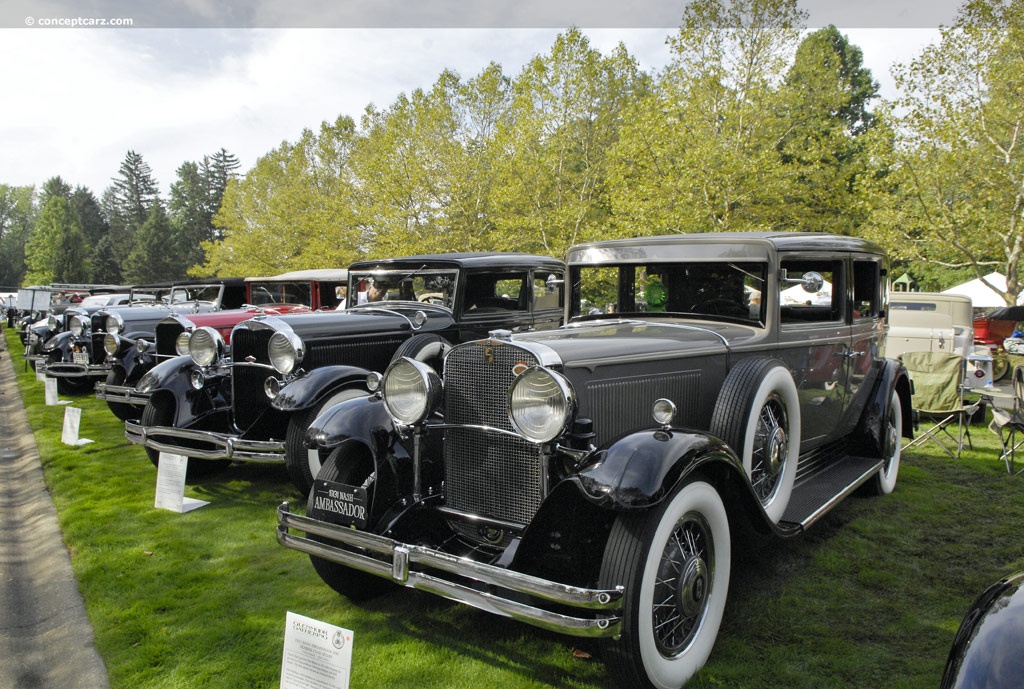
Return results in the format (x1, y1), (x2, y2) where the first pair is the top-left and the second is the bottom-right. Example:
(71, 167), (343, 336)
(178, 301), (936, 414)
(0, 0), (952, 199)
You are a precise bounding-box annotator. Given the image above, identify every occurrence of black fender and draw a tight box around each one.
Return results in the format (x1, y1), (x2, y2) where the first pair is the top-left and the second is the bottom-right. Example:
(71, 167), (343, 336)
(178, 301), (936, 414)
(142, 355), (233, 430)
(851, 358), (914, 457)
(511, 428), (782, 581)
(305, 394), (420, 527)
(42, 331), (77, 356)
(272, 365), (375, 412)
(119, 345), (157, 383)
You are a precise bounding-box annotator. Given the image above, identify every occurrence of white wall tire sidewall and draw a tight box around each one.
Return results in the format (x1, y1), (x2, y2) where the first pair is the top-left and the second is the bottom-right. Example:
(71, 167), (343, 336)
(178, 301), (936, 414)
(637, 481), (731, 689)
(876, 389), (902, 495)
(305, 388), (367, 481)
(741, 365), (800, 523)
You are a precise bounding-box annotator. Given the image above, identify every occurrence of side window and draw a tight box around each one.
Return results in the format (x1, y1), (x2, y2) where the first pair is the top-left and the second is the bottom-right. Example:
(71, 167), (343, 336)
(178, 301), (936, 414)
(852, 260), (880, 319)
(533, 273), (563, 311)
(464, 272), (529, 313)
(780, 259), (844, 323)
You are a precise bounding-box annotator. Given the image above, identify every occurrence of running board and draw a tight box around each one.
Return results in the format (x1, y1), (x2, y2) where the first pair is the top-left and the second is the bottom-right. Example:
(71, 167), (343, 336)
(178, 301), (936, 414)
(779, 456), (883, 530)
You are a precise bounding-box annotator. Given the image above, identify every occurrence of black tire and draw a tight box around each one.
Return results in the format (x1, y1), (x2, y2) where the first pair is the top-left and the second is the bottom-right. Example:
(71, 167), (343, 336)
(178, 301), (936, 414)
(869, 388), (902, 495)
(139, 396), (230, 479)
(284, 387), (368, 497)
(104, 367), (140, 422)
(598, 480), (731, 689)
(306, 445), (391, 600)
(708, 358), (799, 523)
(390, 333), (452, 372)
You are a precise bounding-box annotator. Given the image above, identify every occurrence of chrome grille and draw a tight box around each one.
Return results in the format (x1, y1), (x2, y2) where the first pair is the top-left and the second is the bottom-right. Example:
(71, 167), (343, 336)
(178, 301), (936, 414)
(90, 333), (106, 364)
(443, 341), (542, 527)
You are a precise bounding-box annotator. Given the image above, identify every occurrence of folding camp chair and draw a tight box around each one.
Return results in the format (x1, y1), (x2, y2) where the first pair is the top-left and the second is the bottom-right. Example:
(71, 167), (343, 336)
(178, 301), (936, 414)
(988, 364), (1024, 475)
(902, 351), (978, 459)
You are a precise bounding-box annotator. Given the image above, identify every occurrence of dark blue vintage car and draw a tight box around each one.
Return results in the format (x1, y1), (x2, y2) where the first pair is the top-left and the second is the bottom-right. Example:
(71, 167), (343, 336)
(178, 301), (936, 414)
(277, 232), (913, 689)
(125, 253), (565, 490)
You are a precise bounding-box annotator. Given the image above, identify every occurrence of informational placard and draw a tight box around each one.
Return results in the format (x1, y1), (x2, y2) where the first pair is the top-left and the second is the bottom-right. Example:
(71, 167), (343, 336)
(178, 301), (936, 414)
(154, 453), (209, 513)
(280, 612), (353, 689)
(61, 406), (93, 446)
(44, 377), (58, 405)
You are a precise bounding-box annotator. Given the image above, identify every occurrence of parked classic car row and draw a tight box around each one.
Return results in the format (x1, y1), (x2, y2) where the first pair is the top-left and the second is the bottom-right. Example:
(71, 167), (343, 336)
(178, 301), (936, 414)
(21, 232), (967, 689)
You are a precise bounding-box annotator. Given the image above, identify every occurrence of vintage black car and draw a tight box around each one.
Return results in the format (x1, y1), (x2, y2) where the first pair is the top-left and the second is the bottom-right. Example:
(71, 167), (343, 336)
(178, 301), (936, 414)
(24, 291), (133, 365)
(942, 571), (1024, 689)
(39, 279), (246, 395)
(125, 253), (565, 488)
(94, 270), (349, 422)
(276, 232), (913, 689)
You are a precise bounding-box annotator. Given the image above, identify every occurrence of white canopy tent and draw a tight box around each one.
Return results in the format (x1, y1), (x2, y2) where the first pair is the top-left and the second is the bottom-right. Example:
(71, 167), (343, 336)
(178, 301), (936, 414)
(941, 272), (1024, 308)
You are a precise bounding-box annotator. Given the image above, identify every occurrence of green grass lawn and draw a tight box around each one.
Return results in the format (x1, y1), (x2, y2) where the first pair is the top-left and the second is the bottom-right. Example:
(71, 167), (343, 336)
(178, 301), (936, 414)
(5, 325), (1024, 689)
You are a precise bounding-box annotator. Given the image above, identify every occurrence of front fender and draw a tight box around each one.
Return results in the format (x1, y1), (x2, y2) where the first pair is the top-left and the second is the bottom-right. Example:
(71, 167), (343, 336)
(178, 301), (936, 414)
(143, 354), (199, 390)
(571, 429), (745, 510)
(120, 346), (157, 383)
(43, 331), (76, 354)
(272, 365), (375, 412)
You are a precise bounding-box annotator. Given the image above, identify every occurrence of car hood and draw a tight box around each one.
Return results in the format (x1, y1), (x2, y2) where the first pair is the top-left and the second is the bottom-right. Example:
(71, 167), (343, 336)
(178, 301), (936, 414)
(239, 304), (455, 341)
(512, 318), (760, 363)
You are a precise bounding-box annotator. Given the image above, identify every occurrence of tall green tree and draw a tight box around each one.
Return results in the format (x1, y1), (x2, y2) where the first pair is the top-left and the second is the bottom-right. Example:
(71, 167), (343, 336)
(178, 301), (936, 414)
(25, 195), (90, 284)
(200, 118), (361, 276)
(873, 0), (1024, 302)
(775, 25), (880, 233)
(103, 150), (160, 264)
(0, 185), (35, 287)
(488, 29), (649, 255)
(122, 202), (177, 283)
(608, 0), (806, 235)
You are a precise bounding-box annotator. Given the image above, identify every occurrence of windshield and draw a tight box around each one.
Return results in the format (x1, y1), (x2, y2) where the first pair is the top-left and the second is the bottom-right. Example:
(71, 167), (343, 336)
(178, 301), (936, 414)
(169, 284), (223, 304)
(129, 286), (171, 304)
(347, 269), (458, 309)
(248, 281), (313, 307)
(571, 261), (767, 325)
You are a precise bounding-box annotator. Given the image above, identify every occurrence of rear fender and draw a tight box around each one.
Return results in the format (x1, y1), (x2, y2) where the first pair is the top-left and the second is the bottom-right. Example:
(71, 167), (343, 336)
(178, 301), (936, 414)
(852, 358), (914, 456)
(272, 365), (375, 412)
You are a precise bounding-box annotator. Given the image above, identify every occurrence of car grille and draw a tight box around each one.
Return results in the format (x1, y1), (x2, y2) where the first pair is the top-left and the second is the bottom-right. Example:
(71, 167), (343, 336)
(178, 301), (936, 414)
(89, 333), (106, 364)
(156, 321), (185, 358)
(443, 341), (542, 528)
(231, 326), (404, 430)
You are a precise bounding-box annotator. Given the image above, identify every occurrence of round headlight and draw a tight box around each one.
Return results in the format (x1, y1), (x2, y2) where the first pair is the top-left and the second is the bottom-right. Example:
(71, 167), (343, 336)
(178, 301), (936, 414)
(268, 331), (303, 374)
(47, 315), (59, 330)
(105, 313), (123, 334)
(652, 398), (677, 426)
(103, 333), (120, 356)
(175, 331), (192, 356)
(135, 338), (149, 354)
(189, 327), (223, 367)
(382, 357), (442, 425)
(508, 367), (575, 444)
(69, 315), (86, 336)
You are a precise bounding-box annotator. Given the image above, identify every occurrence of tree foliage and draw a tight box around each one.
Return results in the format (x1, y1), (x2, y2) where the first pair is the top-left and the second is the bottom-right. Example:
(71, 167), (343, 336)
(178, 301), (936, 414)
(0, 185), (35, 287)
(872, 0), (1024, 302)
(25, 195), (90, 285)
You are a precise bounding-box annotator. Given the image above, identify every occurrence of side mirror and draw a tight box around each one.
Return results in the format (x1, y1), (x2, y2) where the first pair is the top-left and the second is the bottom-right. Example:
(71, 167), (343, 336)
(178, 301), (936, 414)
(780, 269), (825, 293)
(545, 274), (564, 293)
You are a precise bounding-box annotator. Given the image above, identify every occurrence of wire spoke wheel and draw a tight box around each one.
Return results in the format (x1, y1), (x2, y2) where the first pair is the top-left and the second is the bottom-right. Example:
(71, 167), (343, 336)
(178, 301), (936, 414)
(652, 512), (714, 657)
(749, 394), (788, 504)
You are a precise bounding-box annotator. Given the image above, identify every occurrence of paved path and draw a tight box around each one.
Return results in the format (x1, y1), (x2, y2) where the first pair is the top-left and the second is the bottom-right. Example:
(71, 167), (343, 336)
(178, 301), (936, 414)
(0, 330), (109, 689)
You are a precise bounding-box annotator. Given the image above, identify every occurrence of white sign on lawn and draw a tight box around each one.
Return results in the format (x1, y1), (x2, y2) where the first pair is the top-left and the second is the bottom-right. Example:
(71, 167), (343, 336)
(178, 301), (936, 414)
(281, 611), (353, 689)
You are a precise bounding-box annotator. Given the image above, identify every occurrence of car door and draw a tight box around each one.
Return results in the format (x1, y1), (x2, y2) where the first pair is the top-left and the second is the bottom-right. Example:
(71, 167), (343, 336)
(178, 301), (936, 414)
(836, 256), (886, 436)
(775, 256), (848, 449)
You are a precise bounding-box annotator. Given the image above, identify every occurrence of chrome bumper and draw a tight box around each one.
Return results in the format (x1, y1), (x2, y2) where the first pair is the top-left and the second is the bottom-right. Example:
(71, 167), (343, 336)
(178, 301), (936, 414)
(125, 421), (285, 462)
(95, 382), (150, 406)
(44, 362), (109, 378)
(275, 502), (623, 638)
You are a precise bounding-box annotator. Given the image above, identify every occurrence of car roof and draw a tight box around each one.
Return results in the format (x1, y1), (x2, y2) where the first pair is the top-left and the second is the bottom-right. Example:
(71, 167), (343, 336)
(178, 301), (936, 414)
(246, 269), (349, 282)
(566, 232), (885, 265)
(348, 252), (564, 272)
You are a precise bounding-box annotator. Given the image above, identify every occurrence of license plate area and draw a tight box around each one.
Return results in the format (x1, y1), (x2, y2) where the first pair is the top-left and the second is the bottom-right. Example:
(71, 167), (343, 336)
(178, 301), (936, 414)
(310, 480), (368, 529)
